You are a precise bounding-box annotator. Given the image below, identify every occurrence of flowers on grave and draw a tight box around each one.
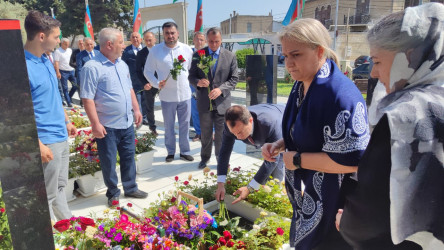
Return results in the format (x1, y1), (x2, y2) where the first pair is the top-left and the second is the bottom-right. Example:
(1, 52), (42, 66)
(241, 215), (290, 249)
(135, 131), (157, 154)
(151, 200), (214, 248)
(0, 186), (12, 249)
(69, 129), (101, 178)
(67, 108), (90, 128)
(53, 216), (98, 248)
(195, 49), (217, 111)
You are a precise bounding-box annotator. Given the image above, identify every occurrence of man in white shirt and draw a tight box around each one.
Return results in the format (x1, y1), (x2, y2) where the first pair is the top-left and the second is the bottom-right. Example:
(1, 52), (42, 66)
(54, 38), (76, 107)
(144, 22), (194, 163)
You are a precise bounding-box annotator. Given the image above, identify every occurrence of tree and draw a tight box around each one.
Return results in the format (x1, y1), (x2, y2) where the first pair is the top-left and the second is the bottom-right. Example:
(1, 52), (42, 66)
(5, 0), (133, 39)
(58, 0), (133, 40)
(235, 48), (255, 70)
(0, 0), (28, 43)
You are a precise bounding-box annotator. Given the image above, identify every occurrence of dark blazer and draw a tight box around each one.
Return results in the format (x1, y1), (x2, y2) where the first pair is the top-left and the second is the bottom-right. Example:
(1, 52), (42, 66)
(136, 46), (158, 84)
(189, 46), (238, 114)
(217, 104), (285, 176)
(122, 45), (143, 91)
(76, 49), (99, 80)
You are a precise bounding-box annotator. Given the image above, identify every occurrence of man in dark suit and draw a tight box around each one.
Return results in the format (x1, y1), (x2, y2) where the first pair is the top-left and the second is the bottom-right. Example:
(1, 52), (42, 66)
(76, 38), (98, 107)
(122, 32), (146, 124)
(189, 27), (238, 169)
(136, 31), (158, 135)
(215, 104), (285, 204)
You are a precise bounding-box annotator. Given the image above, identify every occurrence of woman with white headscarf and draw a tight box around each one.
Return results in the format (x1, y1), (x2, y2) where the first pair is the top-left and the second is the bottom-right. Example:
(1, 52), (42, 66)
(337, 3), (444, 250)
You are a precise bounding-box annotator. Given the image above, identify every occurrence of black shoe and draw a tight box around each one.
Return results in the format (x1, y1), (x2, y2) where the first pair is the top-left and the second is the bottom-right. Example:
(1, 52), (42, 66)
(180, 154), (194, 161)
(192, 134), (201, 142)
(142, 120), (149, 125)
(108, 196), (119, 207)
(124, 189), (148, 199)
(165, 155), (174, 162)
(67, 103), (73, 108)
(62, 101), (67, 106)
(198, 161), (208, 169)
(150, 128), (159, 136)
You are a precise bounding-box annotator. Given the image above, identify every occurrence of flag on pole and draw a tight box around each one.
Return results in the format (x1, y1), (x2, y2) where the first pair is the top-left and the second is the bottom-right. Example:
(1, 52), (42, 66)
(84, 0), (94, 41)
(50, 8), (63, 40)
(173, 0), (178, 3)
(282, 0), (305, 26)
(133, 0), (143, 36)
(194, 0), (203, 32)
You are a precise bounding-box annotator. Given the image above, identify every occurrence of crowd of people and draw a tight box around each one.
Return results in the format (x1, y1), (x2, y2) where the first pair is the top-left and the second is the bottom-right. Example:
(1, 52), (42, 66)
(22, 2), (444, 249)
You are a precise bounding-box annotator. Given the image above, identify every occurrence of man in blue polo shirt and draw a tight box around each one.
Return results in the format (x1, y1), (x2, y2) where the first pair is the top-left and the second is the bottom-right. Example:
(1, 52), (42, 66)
(24, 10), (77, 221)
(81, 27), (148, 207)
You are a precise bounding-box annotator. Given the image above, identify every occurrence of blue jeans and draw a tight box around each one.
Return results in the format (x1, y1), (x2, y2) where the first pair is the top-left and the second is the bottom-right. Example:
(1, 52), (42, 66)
(96, 125), (138, 199)
(190, 85), (201, 135)
(135, 90), (148, 122)
(161, 99), (191, 155)
(60, 70), (76, 105)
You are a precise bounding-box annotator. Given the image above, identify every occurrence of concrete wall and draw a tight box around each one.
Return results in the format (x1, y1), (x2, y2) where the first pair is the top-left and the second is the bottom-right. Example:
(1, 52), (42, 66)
(221, 15), (273, 35)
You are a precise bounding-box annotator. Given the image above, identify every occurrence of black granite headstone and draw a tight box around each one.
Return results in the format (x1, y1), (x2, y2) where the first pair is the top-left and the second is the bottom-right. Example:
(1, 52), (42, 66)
(246, 55), (277, 106)
(0, 20), (54, 249)
(245, 55), (278, 158)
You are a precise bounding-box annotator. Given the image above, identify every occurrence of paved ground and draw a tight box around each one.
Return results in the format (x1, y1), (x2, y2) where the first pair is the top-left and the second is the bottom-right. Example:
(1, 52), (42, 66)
(67, 89), (289, 218)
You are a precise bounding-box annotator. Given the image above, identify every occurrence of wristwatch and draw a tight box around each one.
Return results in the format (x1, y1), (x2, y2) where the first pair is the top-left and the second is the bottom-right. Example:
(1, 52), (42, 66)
(293, 152), (302, 169)
(246, 184), (255, 193)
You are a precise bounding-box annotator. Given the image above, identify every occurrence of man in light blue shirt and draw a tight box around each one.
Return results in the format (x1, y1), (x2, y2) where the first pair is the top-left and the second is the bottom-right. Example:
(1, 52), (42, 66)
(24, 10), (77, 221)
(144, 22), (194, 163)
(81, 27), (148, 207)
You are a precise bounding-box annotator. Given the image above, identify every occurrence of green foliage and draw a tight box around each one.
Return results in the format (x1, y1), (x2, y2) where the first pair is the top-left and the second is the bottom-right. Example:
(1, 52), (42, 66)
(235, 48), (255, 69)
(242, 215), (291, 249)
(0, 0), (28, 43)
(175, 172), (217, 204)
(0, 186), (12, 249)
(135, 131), (157, 154)
(7, 0), (133, 39)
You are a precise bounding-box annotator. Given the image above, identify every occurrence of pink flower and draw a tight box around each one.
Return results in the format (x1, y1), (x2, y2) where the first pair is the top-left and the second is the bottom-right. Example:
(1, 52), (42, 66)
(276, 227), (284, 235)
(0, 208), (4, 213)
(127, 203), (133, 207)
(184, 181), (189, 185)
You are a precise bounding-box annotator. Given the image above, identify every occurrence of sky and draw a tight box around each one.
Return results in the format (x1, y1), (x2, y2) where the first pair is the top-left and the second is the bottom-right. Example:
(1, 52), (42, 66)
(139, 0), (292, 31)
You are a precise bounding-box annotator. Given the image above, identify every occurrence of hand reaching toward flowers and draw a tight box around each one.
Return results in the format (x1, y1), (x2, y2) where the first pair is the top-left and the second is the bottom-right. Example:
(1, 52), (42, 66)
(232, 186), (250, 204)
(215, 182), (226, 202)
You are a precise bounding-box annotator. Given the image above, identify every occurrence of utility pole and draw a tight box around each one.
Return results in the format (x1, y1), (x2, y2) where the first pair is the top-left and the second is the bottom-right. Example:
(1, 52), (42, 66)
(333, 0), (339, 51)
(345, 8), (350, 59)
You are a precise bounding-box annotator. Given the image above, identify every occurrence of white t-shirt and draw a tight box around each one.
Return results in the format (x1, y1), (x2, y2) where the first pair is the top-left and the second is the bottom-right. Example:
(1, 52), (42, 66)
(54, 47), (74, 71)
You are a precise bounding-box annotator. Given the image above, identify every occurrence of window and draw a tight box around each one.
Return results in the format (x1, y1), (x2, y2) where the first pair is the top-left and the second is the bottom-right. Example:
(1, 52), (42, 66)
(247, 23), (252, 33)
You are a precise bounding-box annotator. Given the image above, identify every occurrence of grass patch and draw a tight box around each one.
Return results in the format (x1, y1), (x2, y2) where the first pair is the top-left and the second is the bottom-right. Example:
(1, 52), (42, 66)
(236, 82), (368, 100)
(236, 81), (293, 96)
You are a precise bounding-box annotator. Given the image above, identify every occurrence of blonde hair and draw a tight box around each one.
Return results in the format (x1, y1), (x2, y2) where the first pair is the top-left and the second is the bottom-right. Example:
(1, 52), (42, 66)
(279, 18), (339, 65)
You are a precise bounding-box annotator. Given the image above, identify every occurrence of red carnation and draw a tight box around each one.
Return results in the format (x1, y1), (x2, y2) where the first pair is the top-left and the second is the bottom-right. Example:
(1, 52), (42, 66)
(184, 181), (189, 186)
(223, 230), (232, 241)
(237, 240), (246, 248)
(218, 236), (226, 246)
(127, 203), (133, 208)
(197, 50), (205, 57)
(0, 208), (4, 213)
(53, 219), (71, 232)
(79, 217), (95, 230)
(117, 207), (121, 210)
(226, 240), (235, 247)
(112, 200), (119, 206)
(178, 55), (185, 62)
(276, 227), (284, 236)
(175, 176), (179, 182)
(170, 197), (177, 203)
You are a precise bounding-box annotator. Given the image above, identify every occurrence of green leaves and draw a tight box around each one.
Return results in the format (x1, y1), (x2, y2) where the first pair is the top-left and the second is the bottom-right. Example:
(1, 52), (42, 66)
(0, 186), (12, 249)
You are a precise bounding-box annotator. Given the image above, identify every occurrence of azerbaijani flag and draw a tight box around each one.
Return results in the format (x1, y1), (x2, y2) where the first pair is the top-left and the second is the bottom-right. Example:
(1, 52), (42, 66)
(50, 8), (62, 40)
(282, 0), (305, 26)
(194, 0), (203, 32)
(173, 0), (178, 3)
(84, 0), (94, 41)
(133, 0), (143, 36)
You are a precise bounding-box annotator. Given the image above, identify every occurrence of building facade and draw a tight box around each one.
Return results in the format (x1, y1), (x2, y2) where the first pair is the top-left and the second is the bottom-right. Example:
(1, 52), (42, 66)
(220, 11), (273, 35)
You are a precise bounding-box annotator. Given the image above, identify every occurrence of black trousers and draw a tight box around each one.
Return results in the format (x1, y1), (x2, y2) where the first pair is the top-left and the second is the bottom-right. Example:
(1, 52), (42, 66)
(199, 110), (224, 163)
(143, 88), (158, 130)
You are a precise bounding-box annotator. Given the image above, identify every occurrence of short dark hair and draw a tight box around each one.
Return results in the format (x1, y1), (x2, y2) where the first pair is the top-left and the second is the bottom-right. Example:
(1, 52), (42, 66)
(162, 22), (178, 31)
(206, 27), (221, 36)
(225, 105), (251, 127)
(25, 10), (61, 41)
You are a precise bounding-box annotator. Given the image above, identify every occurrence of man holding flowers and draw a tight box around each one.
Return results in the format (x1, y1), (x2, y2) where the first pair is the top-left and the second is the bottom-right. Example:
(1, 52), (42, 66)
(189, 27), (238, 169)
(144, 22), (194, 163)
